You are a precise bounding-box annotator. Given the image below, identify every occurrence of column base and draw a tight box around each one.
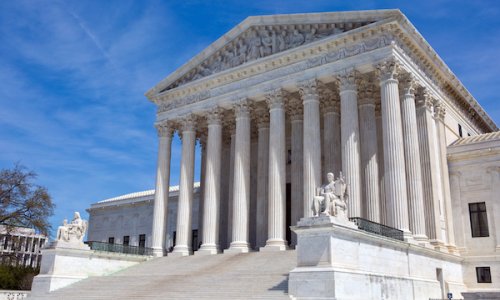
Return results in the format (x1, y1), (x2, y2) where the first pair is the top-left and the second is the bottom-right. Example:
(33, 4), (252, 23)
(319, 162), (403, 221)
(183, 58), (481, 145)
(170, 245), (192, 257)
(260, 239), (288, 252)
(429, 239), (448, 252)
(402, 230), (413, 242)
(224, 241), (250, 254)
(195, 244), (221, 255)
(151, 247), (166, 257)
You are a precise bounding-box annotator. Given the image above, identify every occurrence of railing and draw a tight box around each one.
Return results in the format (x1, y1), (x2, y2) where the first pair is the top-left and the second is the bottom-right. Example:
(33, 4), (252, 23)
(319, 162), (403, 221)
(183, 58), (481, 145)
(85, 241), (153, 256)
(349, 217), (404, 241)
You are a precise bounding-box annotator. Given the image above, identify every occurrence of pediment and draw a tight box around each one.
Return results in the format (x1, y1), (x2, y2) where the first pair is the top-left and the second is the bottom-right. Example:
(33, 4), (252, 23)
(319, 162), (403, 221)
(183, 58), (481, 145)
(148, 10), (402, 97)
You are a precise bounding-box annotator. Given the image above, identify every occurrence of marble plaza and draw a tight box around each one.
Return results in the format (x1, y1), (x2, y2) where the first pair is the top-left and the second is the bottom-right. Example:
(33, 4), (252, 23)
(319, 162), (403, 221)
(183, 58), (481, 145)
(31, 9), (499, 300)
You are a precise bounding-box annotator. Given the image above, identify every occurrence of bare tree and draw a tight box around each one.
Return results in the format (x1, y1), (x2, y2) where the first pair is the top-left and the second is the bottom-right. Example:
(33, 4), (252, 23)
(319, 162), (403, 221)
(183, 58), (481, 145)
(0, 164), (55, 236)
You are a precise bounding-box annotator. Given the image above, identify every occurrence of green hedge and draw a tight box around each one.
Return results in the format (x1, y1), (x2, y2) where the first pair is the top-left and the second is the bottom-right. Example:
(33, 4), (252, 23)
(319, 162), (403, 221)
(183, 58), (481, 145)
(0, 265), (39, 290)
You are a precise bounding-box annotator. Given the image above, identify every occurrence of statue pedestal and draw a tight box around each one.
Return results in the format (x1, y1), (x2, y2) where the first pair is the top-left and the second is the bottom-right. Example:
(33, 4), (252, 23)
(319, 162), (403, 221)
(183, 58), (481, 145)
(288, 216), (466, 300)
(31, 243), (148, 297)
(31, 247), (92, 296)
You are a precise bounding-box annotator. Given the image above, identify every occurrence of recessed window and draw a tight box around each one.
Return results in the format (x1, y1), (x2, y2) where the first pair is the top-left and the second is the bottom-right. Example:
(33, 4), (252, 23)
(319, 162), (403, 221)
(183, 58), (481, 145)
(469, 202), (489, 237)
(123, 236), (130, 246)
(3, 236), (9, 250)
(108, 237), (115, 244)
(476, 267), (492, 283)
(139, 234), (146, 248)
(458, 124), (463, 137)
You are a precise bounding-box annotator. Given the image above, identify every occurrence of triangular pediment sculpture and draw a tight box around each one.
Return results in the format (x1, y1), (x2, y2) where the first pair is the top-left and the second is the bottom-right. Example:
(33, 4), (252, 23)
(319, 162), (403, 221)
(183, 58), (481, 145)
(152, 10), (400, 94)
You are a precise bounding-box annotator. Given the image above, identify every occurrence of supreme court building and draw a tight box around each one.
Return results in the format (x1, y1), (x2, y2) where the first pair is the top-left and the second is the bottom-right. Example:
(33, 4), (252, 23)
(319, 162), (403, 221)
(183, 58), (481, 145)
(87, 9), (500, 296)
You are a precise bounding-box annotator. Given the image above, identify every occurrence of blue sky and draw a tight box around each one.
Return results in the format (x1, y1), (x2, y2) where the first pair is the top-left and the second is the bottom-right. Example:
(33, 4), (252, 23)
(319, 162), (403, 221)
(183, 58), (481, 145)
(1, 0), (499, 238)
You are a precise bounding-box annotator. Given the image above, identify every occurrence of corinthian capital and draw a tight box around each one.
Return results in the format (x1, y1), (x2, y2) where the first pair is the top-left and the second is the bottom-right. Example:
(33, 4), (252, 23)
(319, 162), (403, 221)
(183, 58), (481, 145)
(433, 100), (446, 122)
(358, 76), (375, 106)
(155, 121), (174, 138)
(298, 78), (318, 100)
(400, 73), (416, 96)
(206, 107), (223, 126)
(376, 58), (400, 82)
(415, 87), (433, 111)
(253, 105), (270, 128)
(180, 115), (197, 132)
(265, 88), (284, 110)
(338, 68), (359, 92)
(234, 99), (251, 118)
(287, 94), (304, 121)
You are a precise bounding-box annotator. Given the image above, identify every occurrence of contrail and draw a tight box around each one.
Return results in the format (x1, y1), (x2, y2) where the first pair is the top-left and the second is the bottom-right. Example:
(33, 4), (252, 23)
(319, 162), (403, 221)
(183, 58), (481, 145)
(65, 5), (110, 60)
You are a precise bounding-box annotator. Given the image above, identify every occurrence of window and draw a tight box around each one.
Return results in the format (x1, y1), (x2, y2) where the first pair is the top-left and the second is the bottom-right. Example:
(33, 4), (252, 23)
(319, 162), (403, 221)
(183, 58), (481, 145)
(469, 202), (489, 237)
(25, 238), (30, 252)
(108, 237), (115, 244)
(476, 267), (492, 283)
(3, 236), (9, 250)
(139, 234), (146, 248)
(468, 133), (471, 137)
(123, 236), (130, 246)
(458, 124), (463, 137)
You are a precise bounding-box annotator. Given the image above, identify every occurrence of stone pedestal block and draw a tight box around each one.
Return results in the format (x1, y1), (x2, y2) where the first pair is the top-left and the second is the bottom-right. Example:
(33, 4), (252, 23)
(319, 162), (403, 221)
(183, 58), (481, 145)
(31, 247), (146, 296)
(289, 216), (466, 300)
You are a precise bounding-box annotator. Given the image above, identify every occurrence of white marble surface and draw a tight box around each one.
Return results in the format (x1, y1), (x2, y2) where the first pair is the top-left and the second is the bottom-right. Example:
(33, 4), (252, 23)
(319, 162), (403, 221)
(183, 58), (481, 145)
(290, 217), (466, 300)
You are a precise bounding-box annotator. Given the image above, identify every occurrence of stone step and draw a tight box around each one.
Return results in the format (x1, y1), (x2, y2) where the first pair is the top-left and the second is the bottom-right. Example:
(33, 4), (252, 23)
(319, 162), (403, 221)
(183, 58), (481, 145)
(30, 250), (295, 300)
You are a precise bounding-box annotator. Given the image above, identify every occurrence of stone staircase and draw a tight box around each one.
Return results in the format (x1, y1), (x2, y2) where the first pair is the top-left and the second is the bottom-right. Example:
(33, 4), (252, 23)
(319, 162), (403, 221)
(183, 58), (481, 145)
(30, 250), (296, 300)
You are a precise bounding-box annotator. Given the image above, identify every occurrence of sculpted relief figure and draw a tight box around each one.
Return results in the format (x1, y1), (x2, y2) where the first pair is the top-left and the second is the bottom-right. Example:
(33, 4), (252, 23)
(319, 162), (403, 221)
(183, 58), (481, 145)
(312, 172), (348, 218)
(167, 22), (369, 91)
(260, 30), (273, 57)
(290, 29), (305, 47)
(56, 212), (88, 244)
(237, 39), (248, 65)
(247, 29), (262, 61)
(277, 30), (288, 52)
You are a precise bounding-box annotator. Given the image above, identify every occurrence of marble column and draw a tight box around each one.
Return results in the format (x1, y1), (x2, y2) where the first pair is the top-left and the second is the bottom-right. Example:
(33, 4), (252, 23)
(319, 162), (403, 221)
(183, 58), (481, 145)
(376, 103), (387, 225)
(198, 109), (222, 255)
(226, 101), (251, 253)
(299, 79), (322, 218)
(377, 60), (410, 234)
(151, 122), (174, 257)
(255, 107), (270, 249)
(227, 123), (236, 245)
(400, 75), (427, 240)
(172, 116), (196, 256)
(320, 86), (337, 177)
(197, 134), (207, 250)
(358, 79), (380, 223)
(415, 89), (443, 244)
(289, 96), (304, 247)
(263, 89), (287, 251)
(339, 70), (361, 218)
(218, 128), (231, 250)
(434, 101), (456, 251)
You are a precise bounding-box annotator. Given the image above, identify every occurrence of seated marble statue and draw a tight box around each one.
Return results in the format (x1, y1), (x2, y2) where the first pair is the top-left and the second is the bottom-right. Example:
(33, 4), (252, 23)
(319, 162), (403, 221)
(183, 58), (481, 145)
(331, 172), (348, 218)
(313, 172), (336, 216)
(56, 212), (87, 243)
(312, 172), (348, 217)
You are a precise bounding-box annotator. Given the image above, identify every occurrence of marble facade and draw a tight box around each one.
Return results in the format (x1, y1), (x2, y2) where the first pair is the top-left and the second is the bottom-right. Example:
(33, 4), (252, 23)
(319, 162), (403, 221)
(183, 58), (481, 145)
(144, 9), (497, 258)
(85, 9), (500, 298)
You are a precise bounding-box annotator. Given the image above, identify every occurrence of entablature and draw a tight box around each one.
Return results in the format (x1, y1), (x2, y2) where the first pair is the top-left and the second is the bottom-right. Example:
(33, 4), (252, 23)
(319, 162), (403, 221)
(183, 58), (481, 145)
(148, 10), (497, 133)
